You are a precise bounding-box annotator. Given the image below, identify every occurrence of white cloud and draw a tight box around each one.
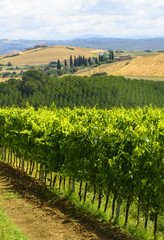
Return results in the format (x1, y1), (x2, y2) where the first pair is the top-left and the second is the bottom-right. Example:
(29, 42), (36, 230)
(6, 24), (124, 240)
(0, 0), (164, 39)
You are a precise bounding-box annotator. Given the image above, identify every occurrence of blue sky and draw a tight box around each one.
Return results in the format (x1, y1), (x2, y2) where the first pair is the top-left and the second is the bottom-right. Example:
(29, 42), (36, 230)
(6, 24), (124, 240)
(0, 0), (164, 40)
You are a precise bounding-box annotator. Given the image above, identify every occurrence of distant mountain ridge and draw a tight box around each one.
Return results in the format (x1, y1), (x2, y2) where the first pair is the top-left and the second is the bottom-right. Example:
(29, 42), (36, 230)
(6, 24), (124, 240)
(0, 37), (164, 55)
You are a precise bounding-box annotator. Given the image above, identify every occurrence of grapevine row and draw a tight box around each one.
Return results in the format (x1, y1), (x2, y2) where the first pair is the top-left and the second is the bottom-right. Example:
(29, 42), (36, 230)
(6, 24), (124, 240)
(0, 106), (163, 236)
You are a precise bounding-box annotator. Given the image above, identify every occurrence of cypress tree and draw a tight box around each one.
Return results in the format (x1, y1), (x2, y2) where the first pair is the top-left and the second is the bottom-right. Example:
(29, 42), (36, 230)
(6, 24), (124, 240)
(80, 55), (83, 66)
(77, 56), (80, 66)
(64, 59), (67, 66)
(74, 56), (77, 67)
(82, 56), (85, 65)
(88, 57), (92, 66)
(70, 55), (73, 67)
(77, 55), (82, 66)
(57, 59), (61, 69)
(84, 58), (88, 67)
(95, 58), (98, 64)
(109, 50), (114, 60)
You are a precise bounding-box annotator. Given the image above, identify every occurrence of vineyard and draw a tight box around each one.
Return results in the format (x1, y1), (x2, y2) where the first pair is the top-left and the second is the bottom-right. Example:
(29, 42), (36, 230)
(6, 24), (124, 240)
(0, 106), (163, 239)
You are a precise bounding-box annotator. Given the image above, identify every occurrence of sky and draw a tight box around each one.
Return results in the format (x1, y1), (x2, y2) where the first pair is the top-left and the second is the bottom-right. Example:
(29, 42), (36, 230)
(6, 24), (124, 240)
(0, 0), (164, 40)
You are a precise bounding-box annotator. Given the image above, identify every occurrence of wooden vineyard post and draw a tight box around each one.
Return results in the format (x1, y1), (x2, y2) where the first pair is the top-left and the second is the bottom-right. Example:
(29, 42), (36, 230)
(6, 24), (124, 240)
(53, 174), (57, 188)
(72, 179), (75, 193)
(19, 157), (21, 168)
(59, 176), (62, 192)
(154, 212), (158, 238)
(4, 146), (6, 162)
(44, 171), (47, 186)
(40, 165), (44, 185)
(1, 146), (4, 159)
(98, 189), (102, 210)
(104, 193), (109, 213)
(13, 154), (16, 166)
(83, 182), (88, 204)
(137, 196), (141, 225)
(78, 180), (82, 201)
(26, 160), (29, 173)
(22, 156), (24, 170)
(144, 206), (149, 229)
(8, 148), (10, 163)
(68, 177), (71, 192)
(10, 150), (12, 164)
(16, 156), (18, 168)
(116, 195), (121, 220)
(92, 185), (97, 204)
(124, 196), (131, 226)
(49, 172), (53, 188)
(111, 194), (116, 220)
(35, 162), (38, 179)
(63, 177), (66, 190)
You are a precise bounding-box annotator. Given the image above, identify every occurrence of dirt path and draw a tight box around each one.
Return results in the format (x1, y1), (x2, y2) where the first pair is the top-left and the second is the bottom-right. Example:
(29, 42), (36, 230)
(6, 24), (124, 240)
(0, 162), (131, 240)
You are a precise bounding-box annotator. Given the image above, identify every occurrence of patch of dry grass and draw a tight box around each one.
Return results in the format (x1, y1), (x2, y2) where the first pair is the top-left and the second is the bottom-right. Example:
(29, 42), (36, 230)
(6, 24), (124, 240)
(74, 61), (130, 77)
(75, 53), (164, 80)
(0, 46), (106, 66)
(113, 53), (164, 76)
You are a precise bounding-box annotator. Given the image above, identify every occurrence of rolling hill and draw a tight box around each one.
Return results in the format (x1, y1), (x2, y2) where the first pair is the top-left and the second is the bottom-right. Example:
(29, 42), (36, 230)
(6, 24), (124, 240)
(0, 45), (105, 66)
(74, 53), (164, 80)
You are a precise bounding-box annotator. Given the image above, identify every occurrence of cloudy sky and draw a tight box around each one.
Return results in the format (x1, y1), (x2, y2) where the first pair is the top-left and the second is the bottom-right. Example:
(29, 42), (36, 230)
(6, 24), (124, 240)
(0, 0), (164, 40)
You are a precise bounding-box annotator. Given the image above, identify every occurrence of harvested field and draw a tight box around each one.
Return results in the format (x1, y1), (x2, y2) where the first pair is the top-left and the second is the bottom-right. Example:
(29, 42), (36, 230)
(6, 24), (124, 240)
(74, 53), (164, 80)
(0, 46), (106, 66)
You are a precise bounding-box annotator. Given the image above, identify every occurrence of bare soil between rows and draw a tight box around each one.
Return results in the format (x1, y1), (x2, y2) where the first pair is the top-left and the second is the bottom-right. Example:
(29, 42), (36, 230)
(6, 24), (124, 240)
(0, 161), (132, 240)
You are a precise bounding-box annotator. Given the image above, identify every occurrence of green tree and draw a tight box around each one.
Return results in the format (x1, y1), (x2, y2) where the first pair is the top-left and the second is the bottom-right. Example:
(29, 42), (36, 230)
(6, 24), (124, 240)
(64, 59), (67, 66)
(108, 50), (114, 61)
(74, 56), (77, 67)
(7, 62), (12, 66)
(70, 55), (73, 67)
(95, 58), (98, 64)
(57, 59), (61, 70)
(88, 57), (92, 66)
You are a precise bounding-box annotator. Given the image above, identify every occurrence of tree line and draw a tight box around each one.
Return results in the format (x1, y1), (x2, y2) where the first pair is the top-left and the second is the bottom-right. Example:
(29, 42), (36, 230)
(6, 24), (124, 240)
(0, 69), (163, 109)
(56, 50), (114, 70)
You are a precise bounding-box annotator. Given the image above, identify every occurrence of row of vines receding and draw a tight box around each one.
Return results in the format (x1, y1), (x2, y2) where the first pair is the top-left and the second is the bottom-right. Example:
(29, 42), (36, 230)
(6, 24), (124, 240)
(0, 106), (163, 239)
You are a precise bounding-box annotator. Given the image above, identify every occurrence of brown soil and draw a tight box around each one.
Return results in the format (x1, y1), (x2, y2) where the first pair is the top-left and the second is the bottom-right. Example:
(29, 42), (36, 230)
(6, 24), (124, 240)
(0, 162), (132, 240)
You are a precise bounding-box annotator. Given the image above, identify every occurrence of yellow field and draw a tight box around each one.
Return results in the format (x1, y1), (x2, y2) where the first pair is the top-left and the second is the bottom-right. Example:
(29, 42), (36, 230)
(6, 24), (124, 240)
(0, 46), (106, 66)
(75, 53), (164, 80)
(74, 61), (129, 76)
(113, 53), (164, 76)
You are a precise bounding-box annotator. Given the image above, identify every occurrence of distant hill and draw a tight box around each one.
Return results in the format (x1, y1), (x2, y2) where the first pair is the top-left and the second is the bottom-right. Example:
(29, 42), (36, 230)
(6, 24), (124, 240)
(0, 45), (105, 66)
(1, 37), (164, 55)
(75, 53), (164, 79)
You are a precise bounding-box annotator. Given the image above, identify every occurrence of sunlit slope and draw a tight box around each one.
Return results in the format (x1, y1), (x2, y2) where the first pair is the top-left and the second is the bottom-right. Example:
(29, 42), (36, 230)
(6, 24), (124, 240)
(75, 53), (164, 79)
(0, 46), (105, 66)
(113, 53), (164, 76)
(74, 61), (129, 76)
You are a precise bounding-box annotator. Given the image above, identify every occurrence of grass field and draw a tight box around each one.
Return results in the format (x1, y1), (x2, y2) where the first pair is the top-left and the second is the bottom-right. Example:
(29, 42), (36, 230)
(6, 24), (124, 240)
(0, 207), (29, 240)
(0, 45), (106, 66)
(74, 61), (129, 76)
(113, 53), (164, 76)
